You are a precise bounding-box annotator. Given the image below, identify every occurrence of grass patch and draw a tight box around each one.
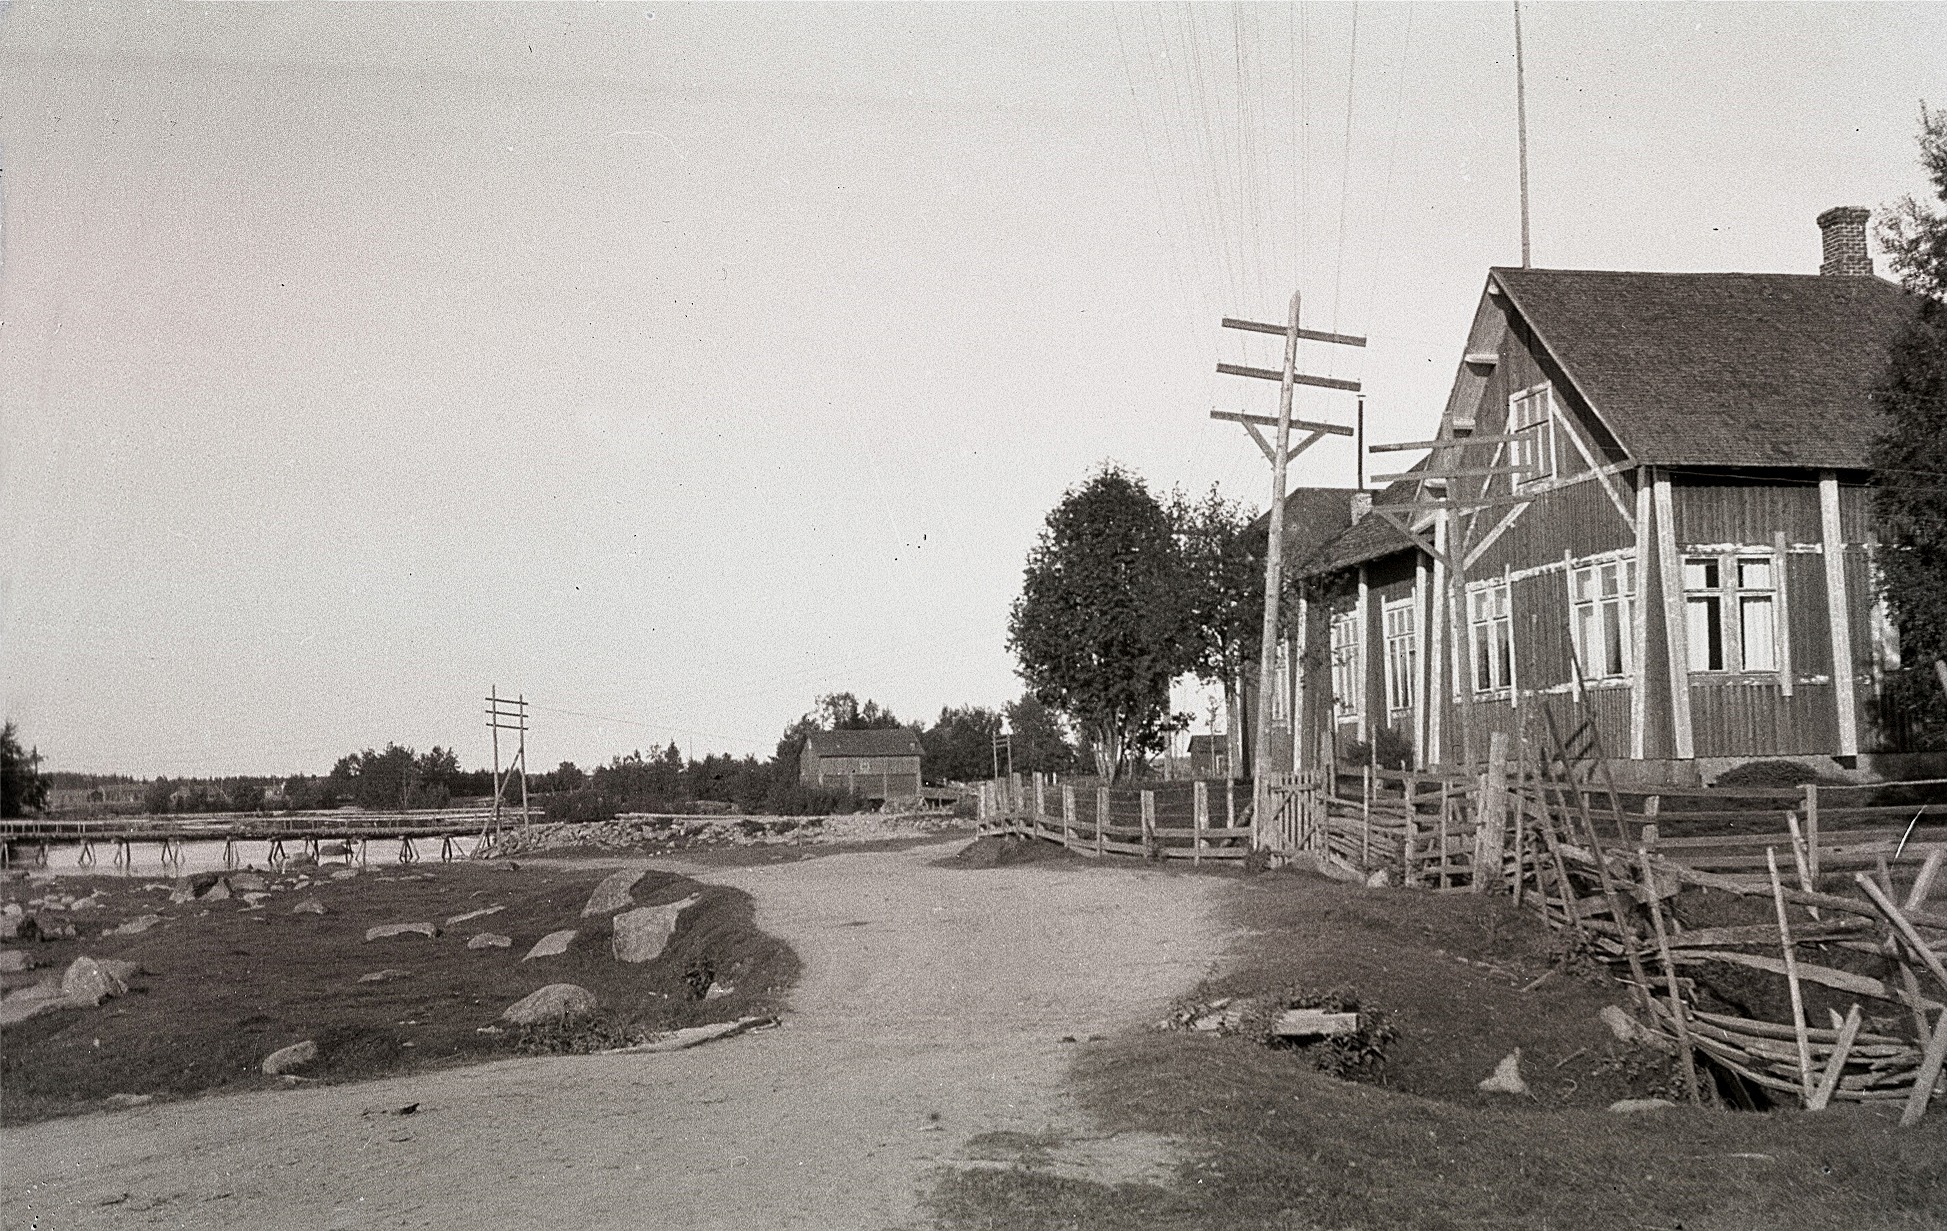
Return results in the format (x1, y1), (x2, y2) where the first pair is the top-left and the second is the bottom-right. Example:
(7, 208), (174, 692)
(0, 861), (796, 1123)
(928, 865), (1947, 1231)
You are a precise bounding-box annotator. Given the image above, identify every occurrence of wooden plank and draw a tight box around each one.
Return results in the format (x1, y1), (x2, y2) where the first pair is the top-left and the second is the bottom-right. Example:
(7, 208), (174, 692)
(1820, 473), (1860, 757)
(1216, 362), (1361, 393)
(1674, 949), (1943, 1010)
(1632, 477), (1653, 757)
(1221, 317), (1368, 347)
(1208, 409), (1353, 437)
(1769, 849), (1816, 1102)
(1653, 469), (1694, 759)
(1272, 1009), (1361, 1037)
(1369, 431), (1535, 452)
(1808, 1004), (1864, 1111)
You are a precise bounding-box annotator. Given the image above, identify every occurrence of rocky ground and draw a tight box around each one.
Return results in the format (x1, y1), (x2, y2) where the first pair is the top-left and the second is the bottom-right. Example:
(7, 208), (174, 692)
(485, 810), (970, 858)
(0, 859), (793, 1123)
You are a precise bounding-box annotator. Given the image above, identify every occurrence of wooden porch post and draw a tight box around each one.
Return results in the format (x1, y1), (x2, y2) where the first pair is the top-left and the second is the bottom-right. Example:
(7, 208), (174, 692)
(1820, 471), (1859, 757)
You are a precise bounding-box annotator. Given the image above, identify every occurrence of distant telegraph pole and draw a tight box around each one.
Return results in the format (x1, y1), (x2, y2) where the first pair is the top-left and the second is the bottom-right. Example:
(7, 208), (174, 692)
(1210, 292), (1364, 844)
(486, 689), (531, 833)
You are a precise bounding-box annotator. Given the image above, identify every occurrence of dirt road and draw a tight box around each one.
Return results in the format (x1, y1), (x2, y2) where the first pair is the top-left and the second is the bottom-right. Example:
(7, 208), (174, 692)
(3, 841), (1227, 1230)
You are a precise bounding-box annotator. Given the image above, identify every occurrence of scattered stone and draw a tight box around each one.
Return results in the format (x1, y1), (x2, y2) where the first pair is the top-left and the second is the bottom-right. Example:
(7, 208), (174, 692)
(230, 873), (269, 892)
(0, 915), (38, 941)
(501, 983), (598, 1024)
(365, 923), (440, 942)
(201, 879), (232, 902)
(703, 982), (735, 1001)
(1478, 1049), (1530, 1096)
(358, 969), (412, 984)
(1363, 869), (1392, 889)
(1609, 1098), (1676, 1114)
(97, 958), (142, 983)
(0, 950), (32, 972)
(69, 898), (102, 912)
(292, 900), (327, 915)
(445, 905), (504, 926)
(581, 869), (649, 917)
(0, 980), (73, 1025)
(330, 869), (359, 881)
(260, 1040), (318, 1076)
(106, 915), (163, 937)
(612, 1015), (774, 1054)
(241, 892), (271, 907)
(168, 888), (194, 904)
(61, 957), (128, 1007)
(2, 903), (20, 916)
(103, 1093), (154, 1109)
(467, 933), (513, 950)
(611, 895), (700, 963)
(523, 929), (578, 960)
(1600, 1005), (1647, 1044)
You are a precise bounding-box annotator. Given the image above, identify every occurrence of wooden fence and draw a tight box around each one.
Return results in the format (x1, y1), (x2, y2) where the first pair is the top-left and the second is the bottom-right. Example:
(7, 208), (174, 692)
(977, 765), (1947, 1121)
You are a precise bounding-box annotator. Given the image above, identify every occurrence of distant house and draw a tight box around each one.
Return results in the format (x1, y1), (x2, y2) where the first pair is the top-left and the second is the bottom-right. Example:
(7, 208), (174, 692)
(1238, 207), (1928, 782)
(1187, 734), (1230, 779)
(800, 729), (924, 802)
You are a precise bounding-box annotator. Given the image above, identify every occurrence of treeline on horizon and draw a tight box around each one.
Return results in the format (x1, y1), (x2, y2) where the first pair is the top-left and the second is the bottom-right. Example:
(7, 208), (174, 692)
(19, 692), (1083, 819)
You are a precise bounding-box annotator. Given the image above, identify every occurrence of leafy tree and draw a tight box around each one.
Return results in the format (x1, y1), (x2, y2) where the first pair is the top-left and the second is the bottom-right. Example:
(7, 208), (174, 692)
(1872, 103), (1947, 742)
(144, 776), (176, 815)
(1, 722), (49, 817)
(1170, 485), (1265, 687)
(921, 705), (1003, 783)
(1003, 693), (1076, 775)
(1008, 465), (1198, 780)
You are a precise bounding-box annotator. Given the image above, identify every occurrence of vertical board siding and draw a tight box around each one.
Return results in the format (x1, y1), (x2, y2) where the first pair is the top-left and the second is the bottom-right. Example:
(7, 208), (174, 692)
(1689, 682), (1839, 758)
(1672, 476), (1822, 545)
(1469, 477), (1633, 579)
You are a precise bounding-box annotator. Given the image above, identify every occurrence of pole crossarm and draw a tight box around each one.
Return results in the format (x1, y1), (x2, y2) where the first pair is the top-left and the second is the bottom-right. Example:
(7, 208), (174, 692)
(1217, 362), (1361, 393)
(1221, 317), (1367, 348)
(1209, 410), (1354, 437)
(1367, 466), (1530, 484)
(1369, 431), (1531, 452)
(1369, 504), (1453, 569)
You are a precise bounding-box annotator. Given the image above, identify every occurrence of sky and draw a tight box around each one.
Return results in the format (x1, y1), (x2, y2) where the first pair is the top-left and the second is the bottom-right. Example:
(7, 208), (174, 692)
(3, 2), (1943, 778)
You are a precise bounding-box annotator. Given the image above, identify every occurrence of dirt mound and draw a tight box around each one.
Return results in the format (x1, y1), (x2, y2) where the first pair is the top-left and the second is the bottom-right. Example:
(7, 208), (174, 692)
(938, 836), (1077, 869)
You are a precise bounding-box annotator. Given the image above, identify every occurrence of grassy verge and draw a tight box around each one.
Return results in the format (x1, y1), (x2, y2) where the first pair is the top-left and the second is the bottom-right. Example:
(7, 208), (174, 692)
(0, 861), (795, 1123)
(928, 866), (1947, 1231)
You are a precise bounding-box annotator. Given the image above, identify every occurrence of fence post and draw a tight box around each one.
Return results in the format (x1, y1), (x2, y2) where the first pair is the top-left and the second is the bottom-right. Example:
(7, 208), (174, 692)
(1437, 781), (1451, 889)
(1062, 785), (1076, 846)
(1142, 788), (1157, 853)
(1193, 780), (1209, 850)
(1403, 777), (1420, 887)
(1802, 783), (1821, 884)
(1361, 765), (1374, 867)
(1096, 787), (1109, 857)
(1192, 783), (1205, 865)
(1473, 731), (1510, 893)
(1033, 772), (1046, 819)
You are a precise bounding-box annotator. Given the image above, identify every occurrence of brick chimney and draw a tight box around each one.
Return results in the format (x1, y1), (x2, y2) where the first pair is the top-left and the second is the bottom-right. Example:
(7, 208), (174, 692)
(1817, 206), (1873, 276)
(1350, 491), (1373, 524)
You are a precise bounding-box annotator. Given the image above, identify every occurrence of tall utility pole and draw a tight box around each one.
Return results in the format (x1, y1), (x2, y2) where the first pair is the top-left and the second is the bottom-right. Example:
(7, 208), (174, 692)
(1211, 294), (1364, 843)
(486, 689), (531, 833)
(1514, 0), (1532, 268)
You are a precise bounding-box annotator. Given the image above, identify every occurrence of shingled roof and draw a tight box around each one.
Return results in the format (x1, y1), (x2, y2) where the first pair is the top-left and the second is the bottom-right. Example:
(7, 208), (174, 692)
(1492, 268), (1919, 469)
(803, 728), (922, 758)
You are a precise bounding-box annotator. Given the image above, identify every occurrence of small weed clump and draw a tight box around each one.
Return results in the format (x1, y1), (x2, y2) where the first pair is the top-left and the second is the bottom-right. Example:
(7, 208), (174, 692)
(514, 1010), (650, 1056)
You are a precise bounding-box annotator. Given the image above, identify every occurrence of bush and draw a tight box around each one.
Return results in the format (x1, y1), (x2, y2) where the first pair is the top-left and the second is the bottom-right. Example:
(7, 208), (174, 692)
(1260, 985), (1400, 1081)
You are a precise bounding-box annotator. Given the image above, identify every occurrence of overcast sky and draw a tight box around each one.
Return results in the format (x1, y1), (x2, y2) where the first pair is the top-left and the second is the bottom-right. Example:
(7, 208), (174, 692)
(3, 2), (1943, 777)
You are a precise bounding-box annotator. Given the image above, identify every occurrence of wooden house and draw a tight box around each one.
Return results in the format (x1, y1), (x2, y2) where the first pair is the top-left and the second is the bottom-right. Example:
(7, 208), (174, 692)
(800, 728), (924, 801)
(1255, 207), (1927, 783)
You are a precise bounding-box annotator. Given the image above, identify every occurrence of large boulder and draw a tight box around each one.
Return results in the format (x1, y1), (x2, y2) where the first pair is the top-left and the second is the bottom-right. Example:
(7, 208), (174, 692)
(261, 1040), (318, 1075)
(580, 869), (648, 917)
(61, 956), (128, 1007)
(365, 923), (440, 942)
(229, 873), (269, 893)
(501, 983), (598, 1025)
(611, 894), (701, 963)
(523, 929), (577, 960)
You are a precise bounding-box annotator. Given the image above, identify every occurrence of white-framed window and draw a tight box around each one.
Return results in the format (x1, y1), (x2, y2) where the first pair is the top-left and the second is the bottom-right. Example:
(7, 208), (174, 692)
(1508, 384), (1555, 488)
(1468, 580), (1514, 694)
(1330, 610), (1361, 722)
(1570, 558), (1636, 681)
(1683, 553), (1779, 673)
(1382, 597), (1418, 718)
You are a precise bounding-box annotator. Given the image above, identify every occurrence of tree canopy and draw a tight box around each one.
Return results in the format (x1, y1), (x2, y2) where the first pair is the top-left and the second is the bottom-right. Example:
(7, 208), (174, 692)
(1, 722), (48, 818)
(1008, 465), (1198, 780)
(1871, 104), (1947, 741)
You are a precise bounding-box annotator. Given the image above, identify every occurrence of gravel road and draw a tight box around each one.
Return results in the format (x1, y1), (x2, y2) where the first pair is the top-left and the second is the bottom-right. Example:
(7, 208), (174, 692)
(2, 840), (1226, 1230)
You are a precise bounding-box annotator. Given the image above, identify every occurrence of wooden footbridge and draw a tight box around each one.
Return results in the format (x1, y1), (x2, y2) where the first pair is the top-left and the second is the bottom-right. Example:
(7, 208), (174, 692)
(0, 808), (511, 870)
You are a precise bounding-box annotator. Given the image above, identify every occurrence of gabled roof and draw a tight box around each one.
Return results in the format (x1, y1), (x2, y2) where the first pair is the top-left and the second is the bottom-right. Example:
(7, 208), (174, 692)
(1274, 486), (1361, 566)
(1491, 268), (1920, 469)
(804, 728), (922, 758)
(1293, 475), (1425, 578)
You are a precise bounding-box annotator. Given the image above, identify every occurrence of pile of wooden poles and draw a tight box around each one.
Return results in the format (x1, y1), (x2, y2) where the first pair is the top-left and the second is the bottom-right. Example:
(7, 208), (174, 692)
(1507, 759), (1947, 1123)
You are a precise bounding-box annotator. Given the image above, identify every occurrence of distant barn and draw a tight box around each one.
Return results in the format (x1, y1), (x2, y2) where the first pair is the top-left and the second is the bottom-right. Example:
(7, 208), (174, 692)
(800, 729), (923, 802)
